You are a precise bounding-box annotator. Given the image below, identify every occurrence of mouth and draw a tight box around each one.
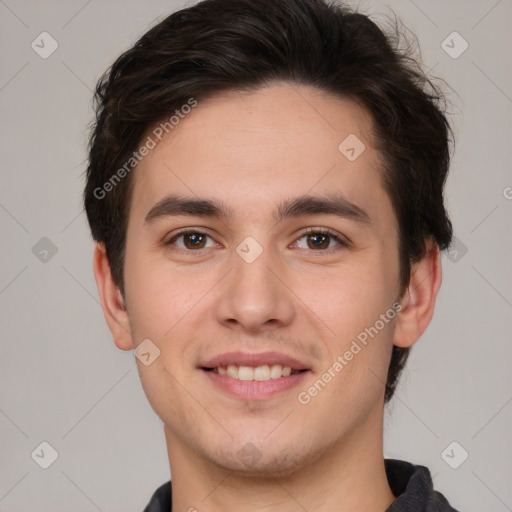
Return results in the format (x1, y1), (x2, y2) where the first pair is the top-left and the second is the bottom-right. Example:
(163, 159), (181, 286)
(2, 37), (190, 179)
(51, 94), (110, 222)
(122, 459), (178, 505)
(198, 351), (312, 400)
(201, 364), (308, 381)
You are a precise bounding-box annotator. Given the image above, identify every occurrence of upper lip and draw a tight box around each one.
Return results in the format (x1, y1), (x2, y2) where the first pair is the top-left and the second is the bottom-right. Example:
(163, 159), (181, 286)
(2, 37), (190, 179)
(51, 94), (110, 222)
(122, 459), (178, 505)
(200, 351), (311, 371)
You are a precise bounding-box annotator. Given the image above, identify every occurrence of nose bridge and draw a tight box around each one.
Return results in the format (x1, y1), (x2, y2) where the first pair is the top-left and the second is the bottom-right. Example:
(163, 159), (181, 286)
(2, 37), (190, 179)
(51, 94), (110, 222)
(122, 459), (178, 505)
(233, 244), (275, 294)
(215, 238), (295, 331)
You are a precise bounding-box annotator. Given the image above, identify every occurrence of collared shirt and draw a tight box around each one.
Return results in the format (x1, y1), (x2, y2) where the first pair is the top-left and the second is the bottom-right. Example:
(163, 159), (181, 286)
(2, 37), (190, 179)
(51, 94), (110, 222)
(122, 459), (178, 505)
(142, 459), (460, 511)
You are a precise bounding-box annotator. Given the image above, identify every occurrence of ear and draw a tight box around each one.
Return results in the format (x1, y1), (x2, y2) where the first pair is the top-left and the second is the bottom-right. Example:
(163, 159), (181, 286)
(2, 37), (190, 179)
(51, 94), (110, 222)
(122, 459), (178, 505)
(92, 242), (134, 351)
(393, 240), (442, 348)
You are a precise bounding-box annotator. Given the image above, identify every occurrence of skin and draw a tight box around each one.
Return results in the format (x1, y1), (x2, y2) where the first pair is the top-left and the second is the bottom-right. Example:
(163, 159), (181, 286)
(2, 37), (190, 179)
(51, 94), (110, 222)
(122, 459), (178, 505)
(94, 82), (442, 512)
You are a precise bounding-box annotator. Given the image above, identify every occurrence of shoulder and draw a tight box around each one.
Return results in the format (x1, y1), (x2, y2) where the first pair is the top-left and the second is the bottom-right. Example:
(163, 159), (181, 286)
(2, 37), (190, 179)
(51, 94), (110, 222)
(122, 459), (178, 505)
(385, 459), (460, 512)
(142, 480), (172, 512)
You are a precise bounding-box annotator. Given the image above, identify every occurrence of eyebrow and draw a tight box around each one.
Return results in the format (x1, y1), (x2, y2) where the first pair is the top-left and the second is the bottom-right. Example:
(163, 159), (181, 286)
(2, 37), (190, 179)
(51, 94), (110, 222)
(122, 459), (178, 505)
(144, 193), (370, 225)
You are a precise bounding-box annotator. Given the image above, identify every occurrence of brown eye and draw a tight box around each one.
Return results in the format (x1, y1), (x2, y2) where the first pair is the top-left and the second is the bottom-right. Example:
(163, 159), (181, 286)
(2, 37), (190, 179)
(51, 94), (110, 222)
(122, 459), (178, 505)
(306, 233), (330, 249)
(183, 232), (206, 249)
(294, 229), (348, 252)
(167, 231), (215, 250)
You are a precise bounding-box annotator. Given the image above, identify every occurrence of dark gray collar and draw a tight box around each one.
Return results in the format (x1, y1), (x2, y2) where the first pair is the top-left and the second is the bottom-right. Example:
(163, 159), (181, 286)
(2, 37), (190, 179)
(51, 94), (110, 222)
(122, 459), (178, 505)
(143, 459), (460, 512)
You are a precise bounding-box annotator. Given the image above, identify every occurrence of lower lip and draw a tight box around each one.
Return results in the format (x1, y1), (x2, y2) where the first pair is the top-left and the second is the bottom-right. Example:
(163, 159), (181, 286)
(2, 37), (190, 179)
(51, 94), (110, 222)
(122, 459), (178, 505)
(201, 369), (311, 400)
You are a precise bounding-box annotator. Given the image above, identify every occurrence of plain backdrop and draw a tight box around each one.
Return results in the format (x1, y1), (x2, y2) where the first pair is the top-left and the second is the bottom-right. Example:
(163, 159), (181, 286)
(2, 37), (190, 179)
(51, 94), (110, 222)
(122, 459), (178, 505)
(1, 1), (511, 511)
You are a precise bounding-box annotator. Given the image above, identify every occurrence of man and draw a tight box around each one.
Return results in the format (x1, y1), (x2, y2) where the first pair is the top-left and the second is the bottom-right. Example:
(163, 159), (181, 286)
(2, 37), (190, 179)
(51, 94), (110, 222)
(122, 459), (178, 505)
(84, 0), (459, 510)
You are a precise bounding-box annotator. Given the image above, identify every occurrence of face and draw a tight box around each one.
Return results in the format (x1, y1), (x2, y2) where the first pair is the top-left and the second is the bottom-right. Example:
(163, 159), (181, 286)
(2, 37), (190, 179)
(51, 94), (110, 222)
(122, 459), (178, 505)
(120, 83), (403, 475)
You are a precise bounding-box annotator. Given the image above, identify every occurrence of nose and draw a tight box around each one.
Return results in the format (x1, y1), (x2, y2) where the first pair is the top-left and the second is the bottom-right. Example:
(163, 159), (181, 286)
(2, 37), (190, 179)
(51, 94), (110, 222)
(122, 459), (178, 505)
(214, 245), (295, 334)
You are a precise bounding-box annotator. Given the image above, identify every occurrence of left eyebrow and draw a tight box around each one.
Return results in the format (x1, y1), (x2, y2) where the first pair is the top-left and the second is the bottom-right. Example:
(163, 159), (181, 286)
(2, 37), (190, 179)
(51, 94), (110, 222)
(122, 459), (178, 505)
(274, 194), (370, 224)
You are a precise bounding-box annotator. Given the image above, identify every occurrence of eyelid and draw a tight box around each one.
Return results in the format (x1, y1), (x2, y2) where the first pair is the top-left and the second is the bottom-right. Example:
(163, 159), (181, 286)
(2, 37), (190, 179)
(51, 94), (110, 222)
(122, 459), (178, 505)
(300, 227), (351, 243)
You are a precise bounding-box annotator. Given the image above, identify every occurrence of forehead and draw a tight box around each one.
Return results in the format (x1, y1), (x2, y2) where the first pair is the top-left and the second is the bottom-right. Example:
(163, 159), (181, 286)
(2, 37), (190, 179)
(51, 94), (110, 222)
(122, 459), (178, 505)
(129, 82), (389, 224)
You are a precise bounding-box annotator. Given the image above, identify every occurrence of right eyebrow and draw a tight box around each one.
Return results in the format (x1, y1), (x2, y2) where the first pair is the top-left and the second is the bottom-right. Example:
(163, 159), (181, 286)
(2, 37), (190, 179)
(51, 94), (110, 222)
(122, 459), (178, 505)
(144, 195), (233, 225)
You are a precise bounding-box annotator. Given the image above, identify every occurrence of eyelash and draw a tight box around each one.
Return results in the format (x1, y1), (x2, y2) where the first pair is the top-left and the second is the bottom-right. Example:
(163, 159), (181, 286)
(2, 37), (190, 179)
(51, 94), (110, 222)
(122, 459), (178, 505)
(164, 227), (350, 254)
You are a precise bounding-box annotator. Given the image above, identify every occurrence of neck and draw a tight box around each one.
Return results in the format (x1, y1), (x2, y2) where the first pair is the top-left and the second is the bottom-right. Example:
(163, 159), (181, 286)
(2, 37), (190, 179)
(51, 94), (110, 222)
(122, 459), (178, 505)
(165, 407), (395, 512)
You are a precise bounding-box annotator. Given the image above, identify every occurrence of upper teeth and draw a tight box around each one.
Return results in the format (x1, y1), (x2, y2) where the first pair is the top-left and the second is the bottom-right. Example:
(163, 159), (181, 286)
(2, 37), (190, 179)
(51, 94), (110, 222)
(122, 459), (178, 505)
(214, 364), (294, 380)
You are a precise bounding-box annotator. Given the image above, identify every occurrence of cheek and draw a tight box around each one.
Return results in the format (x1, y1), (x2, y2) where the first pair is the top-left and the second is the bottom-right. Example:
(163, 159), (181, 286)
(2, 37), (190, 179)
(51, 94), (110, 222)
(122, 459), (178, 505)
(293, 252), (398, 389)
(123, 244), (212, 340)
(296, 260), (394, 337)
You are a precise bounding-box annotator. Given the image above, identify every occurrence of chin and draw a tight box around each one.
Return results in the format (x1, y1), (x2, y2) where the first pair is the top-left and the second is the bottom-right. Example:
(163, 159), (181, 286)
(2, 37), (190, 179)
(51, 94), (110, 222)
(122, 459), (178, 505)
(201, 437), (317, 478)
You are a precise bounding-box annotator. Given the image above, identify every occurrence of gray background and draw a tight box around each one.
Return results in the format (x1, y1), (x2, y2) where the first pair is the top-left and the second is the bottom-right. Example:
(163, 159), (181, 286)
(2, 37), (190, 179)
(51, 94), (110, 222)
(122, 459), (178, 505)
(1, 0), (511, 511)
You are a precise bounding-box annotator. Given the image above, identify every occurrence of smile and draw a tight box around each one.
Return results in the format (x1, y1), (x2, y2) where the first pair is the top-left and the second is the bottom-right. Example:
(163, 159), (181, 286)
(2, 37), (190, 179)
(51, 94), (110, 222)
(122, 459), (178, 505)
(203, 364), (307, 380)
(200, 366), (311, 400)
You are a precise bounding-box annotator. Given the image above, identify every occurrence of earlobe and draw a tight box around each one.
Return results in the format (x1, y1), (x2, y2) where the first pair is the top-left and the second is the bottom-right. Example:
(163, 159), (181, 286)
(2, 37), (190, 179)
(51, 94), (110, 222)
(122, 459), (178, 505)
(393, 240), (442, 348)
(92, 243), (134, 351)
